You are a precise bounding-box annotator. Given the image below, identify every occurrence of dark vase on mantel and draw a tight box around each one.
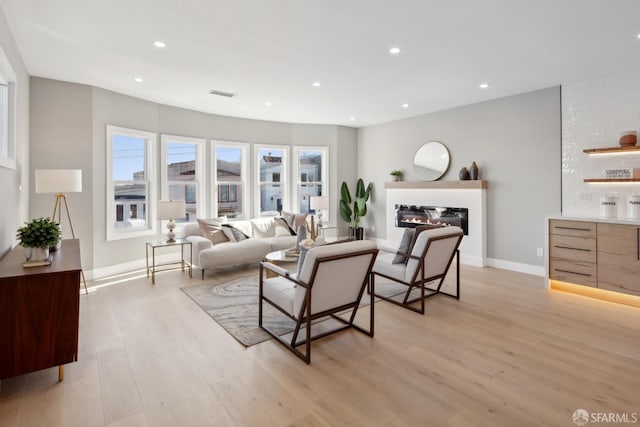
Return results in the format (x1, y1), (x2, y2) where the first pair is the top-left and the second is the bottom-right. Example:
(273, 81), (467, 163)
(459, 167), (470, 180)
(470, 161), (479, 180)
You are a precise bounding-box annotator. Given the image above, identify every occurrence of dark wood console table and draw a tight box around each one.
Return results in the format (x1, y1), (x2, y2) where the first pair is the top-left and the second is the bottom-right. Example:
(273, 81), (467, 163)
(0, 239), (81, 381)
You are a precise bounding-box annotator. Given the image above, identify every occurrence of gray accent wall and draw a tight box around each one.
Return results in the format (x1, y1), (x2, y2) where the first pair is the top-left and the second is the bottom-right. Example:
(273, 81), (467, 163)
(0, 6), (29, 258)
(30, 78), (357, 272)
(357, 87), (561, 268)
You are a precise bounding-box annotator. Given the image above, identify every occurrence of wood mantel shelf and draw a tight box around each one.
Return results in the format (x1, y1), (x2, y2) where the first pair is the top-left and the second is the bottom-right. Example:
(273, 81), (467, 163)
(385, 180), (487, 189)
(583, 146), (640, 154)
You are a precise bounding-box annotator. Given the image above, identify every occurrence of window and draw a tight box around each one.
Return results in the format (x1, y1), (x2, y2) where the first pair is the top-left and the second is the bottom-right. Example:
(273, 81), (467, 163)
(255, 145), (289, 216)
(293, 146), (328, 215)
(213, 142), (248, 219)
(106, 125), (156, 240)
(161, 135), (205, 223)
(0, 45), (16, 170)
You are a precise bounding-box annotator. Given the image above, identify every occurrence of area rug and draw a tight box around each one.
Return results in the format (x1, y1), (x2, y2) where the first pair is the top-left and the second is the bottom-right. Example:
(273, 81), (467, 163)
(181, 275), (408, 347)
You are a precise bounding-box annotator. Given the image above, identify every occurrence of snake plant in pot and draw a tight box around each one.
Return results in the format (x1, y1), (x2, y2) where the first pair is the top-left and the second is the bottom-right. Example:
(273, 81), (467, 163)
(339, 178), (372, 240)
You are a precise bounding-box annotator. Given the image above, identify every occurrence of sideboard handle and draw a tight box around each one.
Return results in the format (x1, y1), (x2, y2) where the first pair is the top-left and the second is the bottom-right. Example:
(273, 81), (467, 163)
(554, 245), (590, 252)
(555, 226), (591, 231)
(554, 268), (591, 277)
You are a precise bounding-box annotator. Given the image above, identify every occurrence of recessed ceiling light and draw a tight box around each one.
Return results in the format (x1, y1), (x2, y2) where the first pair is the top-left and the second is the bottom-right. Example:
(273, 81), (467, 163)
(637, 33), (640, 39)
(153, 41), (166, 48)
(265, 101), (273, 107)
(389, 47), (401, 55)
(133, 77), (144, 83)
(401, 103), (409, 108)
(479, 83), (489, 89)
(312, 82), (321, 87)
(349, 117), (355, 121)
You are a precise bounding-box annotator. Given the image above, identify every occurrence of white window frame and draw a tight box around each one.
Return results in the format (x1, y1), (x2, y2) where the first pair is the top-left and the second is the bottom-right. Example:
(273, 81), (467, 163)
(254, 144), (289, 217)
(106, 125), (156, 241)
(160, 134), (205, 223)
(293, 146), (329, 219)
(212, 140), (249, 219)
(0, 45), (16, 170)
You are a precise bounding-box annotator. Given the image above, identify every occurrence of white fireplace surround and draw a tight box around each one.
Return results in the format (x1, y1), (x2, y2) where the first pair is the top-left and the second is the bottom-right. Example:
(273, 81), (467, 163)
(384, 181), (487, 267)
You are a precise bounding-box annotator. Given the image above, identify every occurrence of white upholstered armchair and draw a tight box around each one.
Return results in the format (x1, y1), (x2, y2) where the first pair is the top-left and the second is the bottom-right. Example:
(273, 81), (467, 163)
(372, 226), (463, 314)
(259, 240), (378, 364)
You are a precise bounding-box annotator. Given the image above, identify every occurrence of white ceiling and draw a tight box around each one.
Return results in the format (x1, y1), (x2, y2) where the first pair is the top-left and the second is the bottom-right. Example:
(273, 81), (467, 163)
(2, 0), (640, 127)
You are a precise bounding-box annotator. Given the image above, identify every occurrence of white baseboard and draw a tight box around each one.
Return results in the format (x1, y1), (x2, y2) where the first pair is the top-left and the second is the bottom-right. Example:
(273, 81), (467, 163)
(370, 237), (544, 279)
(485, 257), (545, 278)
(85, 253), (182, 281)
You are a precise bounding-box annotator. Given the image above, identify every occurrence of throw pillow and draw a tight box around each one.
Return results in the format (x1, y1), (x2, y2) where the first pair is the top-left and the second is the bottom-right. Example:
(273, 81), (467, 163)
(197, 219), (230, 245)
(221, 224), (250, 242)
(293, 213), (308, 229)
(392, 228), (415, 264)
(281, 210), (308, 230)
(251, 218), (277, 238)
(280, 211), (296, 229)
(274, 217), (296, 236)
(405, 225), (439, 262)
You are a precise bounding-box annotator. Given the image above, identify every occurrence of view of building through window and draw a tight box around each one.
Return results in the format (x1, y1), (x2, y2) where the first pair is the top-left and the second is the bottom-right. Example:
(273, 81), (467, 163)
(258, 148), (285, 214)
(216, 145), (243, 218)
(0, 83), (8, 159)
(112, 134), (148, 230)
(296, 149), (324, 214)
(166, 141), (197, 222)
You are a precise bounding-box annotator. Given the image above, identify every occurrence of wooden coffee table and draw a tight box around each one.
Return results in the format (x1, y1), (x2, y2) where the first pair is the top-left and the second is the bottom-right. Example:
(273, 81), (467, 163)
(264, 250), (299, 278)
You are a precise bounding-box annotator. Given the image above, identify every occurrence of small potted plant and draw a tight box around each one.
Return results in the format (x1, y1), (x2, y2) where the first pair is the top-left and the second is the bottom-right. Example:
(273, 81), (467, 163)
(390, 170), (403, 182)
(16, 217), (61, 261)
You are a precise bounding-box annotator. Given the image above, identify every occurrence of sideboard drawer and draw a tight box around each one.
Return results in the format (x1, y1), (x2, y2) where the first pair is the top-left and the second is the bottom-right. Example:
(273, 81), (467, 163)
(550, 258), (597, 288)
(549, 220), (596, 238)
(549, 234), (597, 263)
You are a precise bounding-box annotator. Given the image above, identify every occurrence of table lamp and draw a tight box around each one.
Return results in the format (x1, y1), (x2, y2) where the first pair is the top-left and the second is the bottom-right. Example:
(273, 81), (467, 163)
(157, 200), (186, 242)
(310, 196), (329, 227)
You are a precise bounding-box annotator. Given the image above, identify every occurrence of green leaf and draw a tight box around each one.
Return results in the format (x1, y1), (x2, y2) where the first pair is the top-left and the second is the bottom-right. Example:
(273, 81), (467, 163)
(339, 199), (352, 223)
(340, 182), (351, 204)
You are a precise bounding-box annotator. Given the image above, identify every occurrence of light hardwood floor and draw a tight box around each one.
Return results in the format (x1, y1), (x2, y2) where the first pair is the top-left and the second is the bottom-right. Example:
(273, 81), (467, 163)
(1, 262), (639, 426)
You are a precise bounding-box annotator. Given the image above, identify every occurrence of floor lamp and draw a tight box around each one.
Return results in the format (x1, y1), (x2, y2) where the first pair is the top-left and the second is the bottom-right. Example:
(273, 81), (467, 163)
(35, 169), (88, 294)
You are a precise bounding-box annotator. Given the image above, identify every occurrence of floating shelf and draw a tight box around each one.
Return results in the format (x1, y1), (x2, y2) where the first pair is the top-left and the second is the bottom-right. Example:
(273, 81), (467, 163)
(583, 178), (640, 183)
(583, 146), (640, 154)
(385, 180), (487, 189)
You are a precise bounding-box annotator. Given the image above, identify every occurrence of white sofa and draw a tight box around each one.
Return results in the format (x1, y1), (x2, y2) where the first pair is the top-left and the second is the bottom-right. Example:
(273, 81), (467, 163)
(181, 217), (298, 278)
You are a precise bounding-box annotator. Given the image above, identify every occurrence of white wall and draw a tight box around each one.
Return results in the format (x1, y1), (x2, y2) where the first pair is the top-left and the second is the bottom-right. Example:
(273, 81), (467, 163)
(0, 5), (29, 257)
(357, 87), (561, 271)
(30, 78), (356, 273)
(562, 74), (640, 218)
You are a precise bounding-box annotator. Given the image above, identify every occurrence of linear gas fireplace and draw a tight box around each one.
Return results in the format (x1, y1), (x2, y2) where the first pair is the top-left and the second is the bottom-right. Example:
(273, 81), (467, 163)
(395, 204), (469, 235)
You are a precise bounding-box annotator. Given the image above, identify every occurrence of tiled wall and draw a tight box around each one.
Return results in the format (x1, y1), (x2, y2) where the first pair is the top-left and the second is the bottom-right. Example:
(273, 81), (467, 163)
(562, 74), (640, 218)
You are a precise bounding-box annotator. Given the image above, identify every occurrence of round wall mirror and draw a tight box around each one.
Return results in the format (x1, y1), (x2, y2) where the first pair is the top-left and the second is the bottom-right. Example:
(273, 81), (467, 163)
(413, 141), (450, 181)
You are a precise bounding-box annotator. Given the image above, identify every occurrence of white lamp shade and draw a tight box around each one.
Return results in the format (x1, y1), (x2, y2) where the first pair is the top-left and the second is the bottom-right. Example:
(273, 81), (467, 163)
(35, 169), (82, 194)
(157, 200), (186, 220)
(310, 196), (329, 210)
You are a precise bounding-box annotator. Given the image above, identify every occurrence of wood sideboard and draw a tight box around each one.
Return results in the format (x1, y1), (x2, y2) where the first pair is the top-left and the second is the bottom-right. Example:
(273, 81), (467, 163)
(0, 239), (81, 381)
(548, 217), (640, 298)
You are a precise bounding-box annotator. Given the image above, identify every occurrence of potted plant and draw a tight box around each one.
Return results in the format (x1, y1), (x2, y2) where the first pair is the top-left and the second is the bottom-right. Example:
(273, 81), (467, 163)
(390, 170), (403, 182)
(339, 178), (372, 240)
(16, 217), (61, 261)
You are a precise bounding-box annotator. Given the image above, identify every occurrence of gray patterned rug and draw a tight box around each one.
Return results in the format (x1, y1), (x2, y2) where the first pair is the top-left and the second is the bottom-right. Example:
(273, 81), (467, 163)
(181, 275), (408, 347)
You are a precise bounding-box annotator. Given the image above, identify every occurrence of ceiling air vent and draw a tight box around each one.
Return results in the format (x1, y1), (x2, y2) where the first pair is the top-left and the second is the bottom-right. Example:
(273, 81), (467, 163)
(209, 89), (236, 98)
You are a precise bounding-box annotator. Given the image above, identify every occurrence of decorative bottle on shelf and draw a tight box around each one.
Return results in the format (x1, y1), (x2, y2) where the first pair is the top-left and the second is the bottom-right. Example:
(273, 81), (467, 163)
(470, 161), (479, 180)
(459, 167), (470, 180)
